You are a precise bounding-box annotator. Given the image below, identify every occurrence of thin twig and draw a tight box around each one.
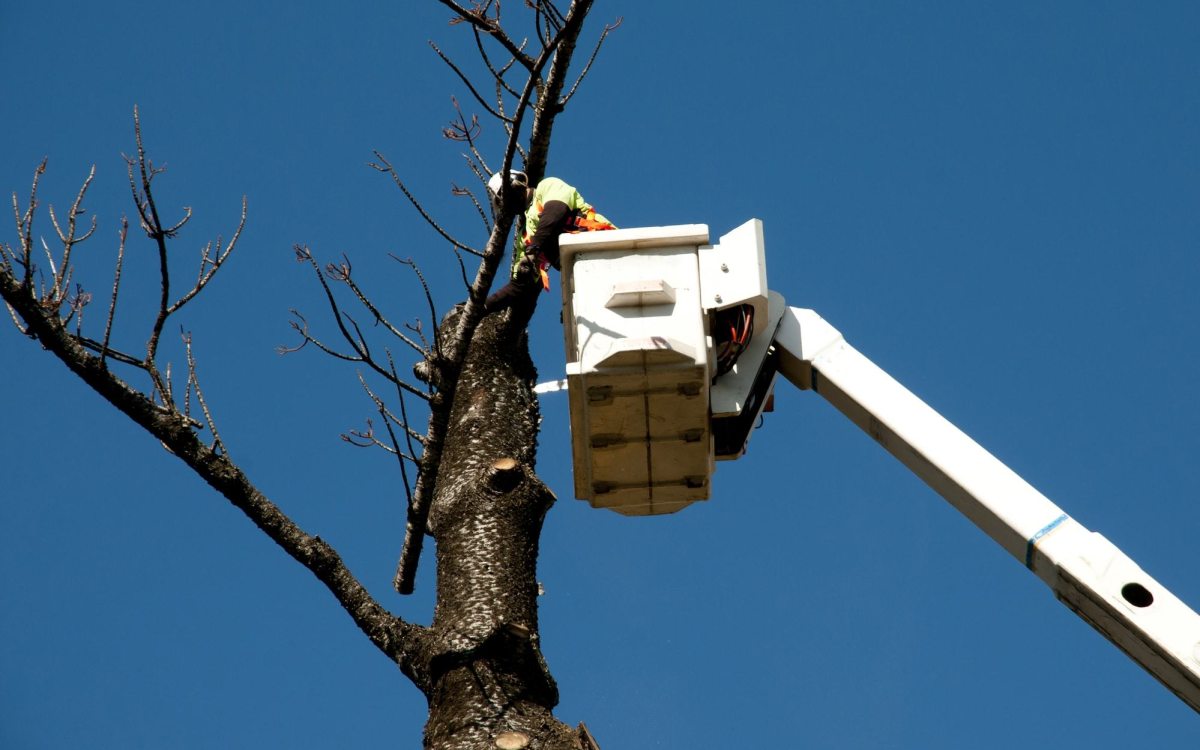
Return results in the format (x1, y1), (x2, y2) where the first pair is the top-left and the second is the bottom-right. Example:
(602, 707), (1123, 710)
(47, 165), (98, 299)
(169, 196), (246, 315)
(183, 330), (226, 455)
(388, 256), (442, 359)
(368, 152), (483, 258)
(126, 107), (189, 402)
(17, 159), (48, 289)
(430, 41), (514, 124)
(287, 248), (431, 401)
(391, 354), (423, 469)
(473, 26), (522, 99)
(356, 371), (428, 446)
(562, 16), (622, 106)
(438, 0), (536, 71)
(324, 255), (426, 355)
(100, 217), (129, 369)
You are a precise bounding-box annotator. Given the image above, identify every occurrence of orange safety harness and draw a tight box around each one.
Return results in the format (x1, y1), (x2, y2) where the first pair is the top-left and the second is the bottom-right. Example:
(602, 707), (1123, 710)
(523, 203), (616, 291)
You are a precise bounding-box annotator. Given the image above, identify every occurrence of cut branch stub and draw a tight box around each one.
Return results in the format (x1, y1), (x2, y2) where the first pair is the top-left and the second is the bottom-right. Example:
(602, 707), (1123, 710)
(495, 731), (531, 749)
(487, 457), (524, 493)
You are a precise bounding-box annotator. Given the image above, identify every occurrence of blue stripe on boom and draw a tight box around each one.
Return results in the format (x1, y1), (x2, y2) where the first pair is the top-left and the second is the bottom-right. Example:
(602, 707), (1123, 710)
(1026, 513), (1069, 569)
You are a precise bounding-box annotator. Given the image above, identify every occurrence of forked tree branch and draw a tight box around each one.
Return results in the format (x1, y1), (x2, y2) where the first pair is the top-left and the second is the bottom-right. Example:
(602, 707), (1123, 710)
(438, 0), (537, 71)
(0, 183), (434, 691)
(285, 245), (431, 402)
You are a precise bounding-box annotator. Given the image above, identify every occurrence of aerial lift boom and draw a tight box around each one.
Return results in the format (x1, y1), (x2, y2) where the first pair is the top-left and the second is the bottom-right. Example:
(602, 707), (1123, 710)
(774, 304), (1200, 713)
(555, 220), (1200, 713)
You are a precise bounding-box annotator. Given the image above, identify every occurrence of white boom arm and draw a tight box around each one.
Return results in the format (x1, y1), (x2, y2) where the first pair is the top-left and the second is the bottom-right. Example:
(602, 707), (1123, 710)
(773, 305), (1200, 712)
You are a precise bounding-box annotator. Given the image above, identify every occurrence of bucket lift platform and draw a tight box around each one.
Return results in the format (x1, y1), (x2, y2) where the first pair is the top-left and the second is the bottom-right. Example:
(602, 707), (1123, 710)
(559, 221), (770, 515)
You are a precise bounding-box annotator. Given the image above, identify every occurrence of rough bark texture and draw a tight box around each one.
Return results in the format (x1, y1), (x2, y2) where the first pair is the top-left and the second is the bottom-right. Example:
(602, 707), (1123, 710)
(421, 308), (580, 748)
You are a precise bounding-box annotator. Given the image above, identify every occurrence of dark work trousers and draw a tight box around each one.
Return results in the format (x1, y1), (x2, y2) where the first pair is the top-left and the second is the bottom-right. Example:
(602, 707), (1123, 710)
(484, 264), (542, 326)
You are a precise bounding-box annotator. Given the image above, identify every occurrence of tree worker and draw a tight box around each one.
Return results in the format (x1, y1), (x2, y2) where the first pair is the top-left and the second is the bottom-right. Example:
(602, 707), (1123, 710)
(484, 170), (616, 317)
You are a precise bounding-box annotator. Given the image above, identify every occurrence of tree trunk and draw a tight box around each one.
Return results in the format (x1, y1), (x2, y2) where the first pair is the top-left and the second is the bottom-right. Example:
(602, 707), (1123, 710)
(423, 309), (581, 749)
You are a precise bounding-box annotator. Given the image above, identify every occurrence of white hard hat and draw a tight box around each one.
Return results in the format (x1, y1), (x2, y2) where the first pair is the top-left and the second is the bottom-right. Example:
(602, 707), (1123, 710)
(487, 170), (529, 195)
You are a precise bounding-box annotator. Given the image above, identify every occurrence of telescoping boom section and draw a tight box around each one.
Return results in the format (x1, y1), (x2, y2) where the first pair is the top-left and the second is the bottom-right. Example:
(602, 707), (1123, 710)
(555, 220), (1200, 713)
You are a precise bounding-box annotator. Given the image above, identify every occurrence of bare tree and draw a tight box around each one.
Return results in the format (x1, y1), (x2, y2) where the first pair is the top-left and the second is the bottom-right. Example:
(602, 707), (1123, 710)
(0, 2), (618, 747)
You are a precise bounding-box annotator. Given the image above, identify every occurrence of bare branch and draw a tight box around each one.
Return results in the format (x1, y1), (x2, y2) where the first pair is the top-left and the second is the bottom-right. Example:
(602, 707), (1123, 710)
(168, 196), (247, 316)
(343, 418), (402, 454)
(64, 283), (92, 335)
(473, 26), (523, 99)
(438, 0), (536, 71)
(39, 236), (59, 300)
(0, 238), (13, 277)
(452, 247), (472, 292)
(446, 97), (495, 186)
(405, 319), (430, 353)
(442, 98), (484, 143)
(389, 255), (442, 359)
(15, 159), (48, 288)
(391, 354), (424, 467)
(356, 371), (428, 447)
(431, 41), (515, 124)
(126, 107), (181, 400)
(100, 217), (129, 368)
(4, 299), (28, 334)
(324, 253), (426, 356)
(72, 333), (144, 368)
(0, 265), (432, 684)
(280, 309), (364, 363)
(452, 182), (493, 238)
(369, 152), (483, 258)
(562, 16), (621, 106)
(47, 164), (98, 299)
(287, 248), (432, 402)
(183, 329), (227, 455)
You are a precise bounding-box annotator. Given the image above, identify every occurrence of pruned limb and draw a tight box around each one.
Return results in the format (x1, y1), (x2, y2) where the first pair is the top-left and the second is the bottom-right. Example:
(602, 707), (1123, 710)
(486, 457), (524, 493)
(100, 217), (129, 369)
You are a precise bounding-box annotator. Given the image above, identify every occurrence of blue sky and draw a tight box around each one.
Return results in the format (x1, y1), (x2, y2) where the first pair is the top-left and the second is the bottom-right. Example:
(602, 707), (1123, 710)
(2, 2), (1199, 747)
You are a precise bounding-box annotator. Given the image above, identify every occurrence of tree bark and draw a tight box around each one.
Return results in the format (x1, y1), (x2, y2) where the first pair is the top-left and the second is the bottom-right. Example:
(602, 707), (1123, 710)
(422, 309), (581, 749)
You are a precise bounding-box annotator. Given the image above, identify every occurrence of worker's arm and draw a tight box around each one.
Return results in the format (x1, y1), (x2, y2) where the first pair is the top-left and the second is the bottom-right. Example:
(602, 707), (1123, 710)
(526, 200), (572, 269)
